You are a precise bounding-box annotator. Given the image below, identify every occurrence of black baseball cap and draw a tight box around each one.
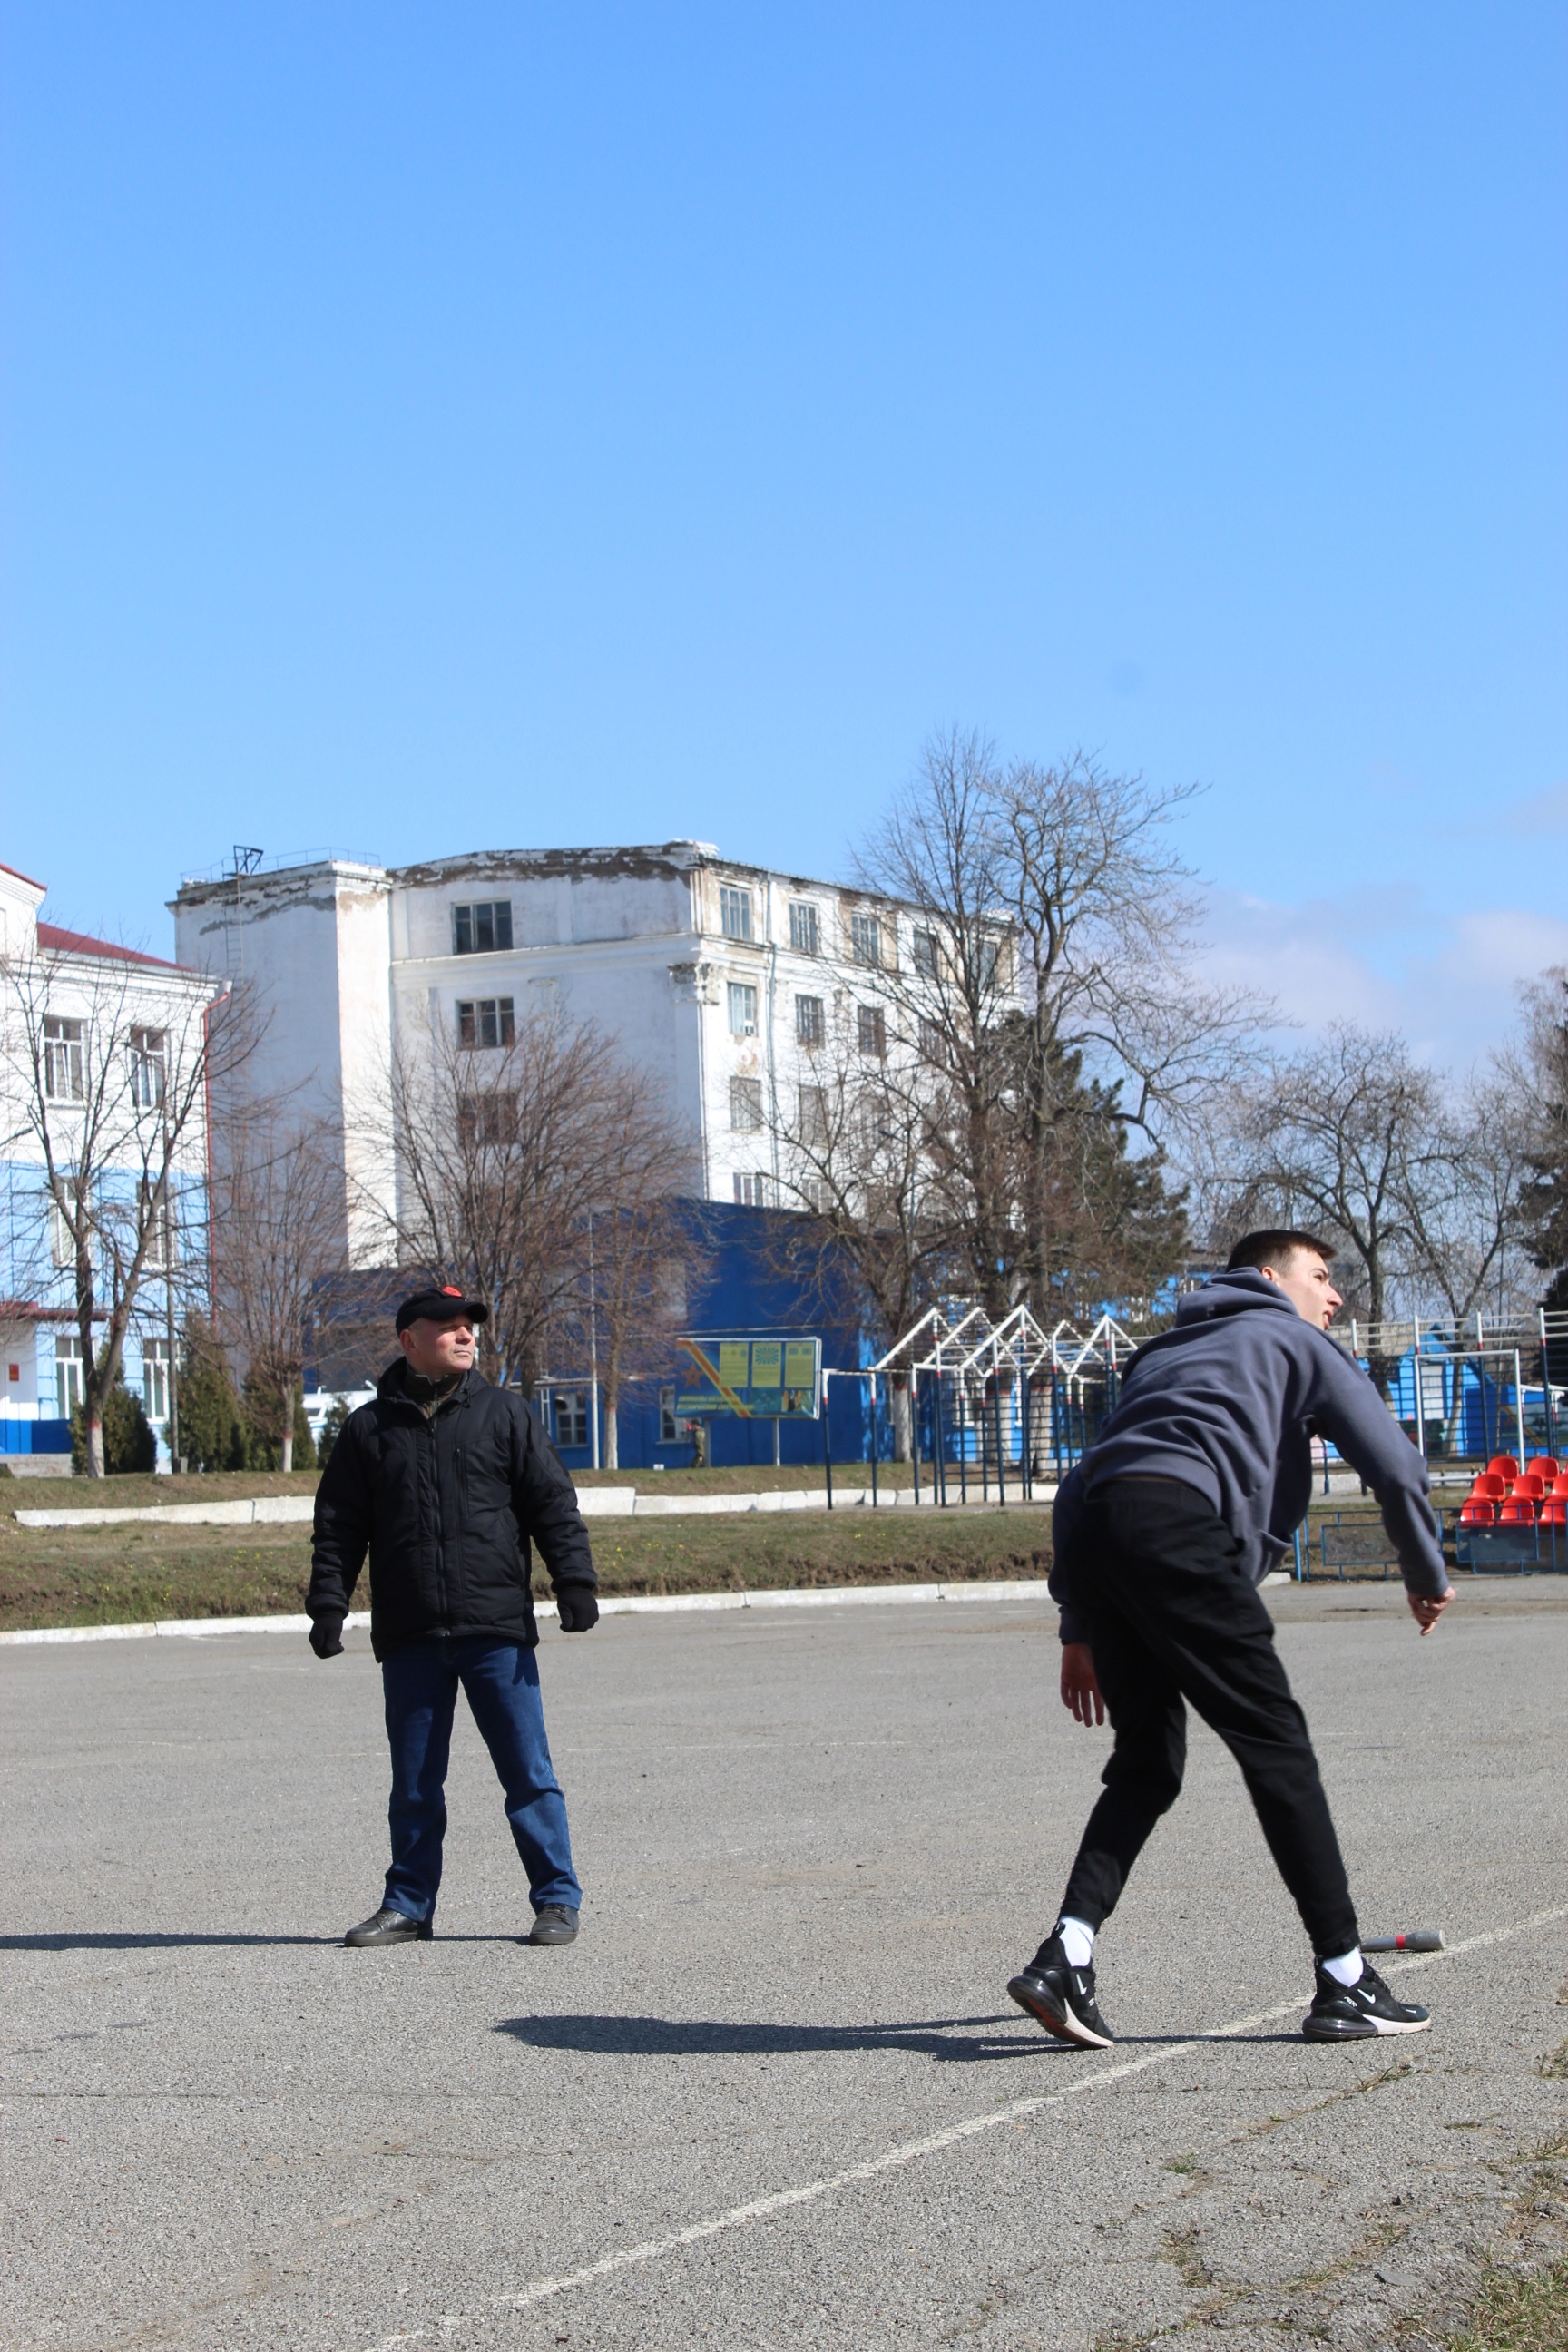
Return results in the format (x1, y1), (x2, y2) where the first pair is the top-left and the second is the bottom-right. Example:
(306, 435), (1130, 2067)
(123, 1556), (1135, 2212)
(395, 1285), (490, 1334)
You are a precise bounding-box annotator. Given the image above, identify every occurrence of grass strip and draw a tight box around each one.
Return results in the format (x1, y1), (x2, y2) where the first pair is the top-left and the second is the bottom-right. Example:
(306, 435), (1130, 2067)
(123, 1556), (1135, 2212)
(0, 1508), (1054, 1633)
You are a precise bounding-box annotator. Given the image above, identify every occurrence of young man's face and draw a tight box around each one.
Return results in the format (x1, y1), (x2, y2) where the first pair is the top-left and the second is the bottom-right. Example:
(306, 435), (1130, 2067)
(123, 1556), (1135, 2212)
(399, 1316), (478, 1378)
(1259, 1250), (1342, 1329)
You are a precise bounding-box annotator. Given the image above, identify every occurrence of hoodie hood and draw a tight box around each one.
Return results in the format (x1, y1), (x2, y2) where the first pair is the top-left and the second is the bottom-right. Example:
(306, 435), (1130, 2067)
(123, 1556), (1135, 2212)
(1174, 1269), (1304, 1327)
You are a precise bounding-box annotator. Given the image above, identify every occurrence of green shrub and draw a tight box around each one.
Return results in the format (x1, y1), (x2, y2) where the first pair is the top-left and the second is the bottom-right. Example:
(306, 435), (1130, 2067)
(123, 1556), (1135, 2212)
(70, 1379), (159, 1475)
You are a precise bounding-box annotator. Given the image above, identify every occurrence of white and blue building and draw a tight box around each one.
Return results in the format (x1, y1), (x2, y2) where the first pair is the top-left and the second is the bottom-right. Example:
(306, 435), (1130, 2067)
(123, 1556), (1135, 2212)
(1, 858), (215, 1469)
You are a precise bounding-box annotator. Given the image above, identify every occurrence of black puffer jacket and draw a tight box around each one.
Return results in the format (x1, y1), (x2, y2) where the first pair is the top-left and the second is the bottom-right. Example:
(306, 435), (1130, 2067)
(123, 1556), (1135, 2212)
(307, 1360), (596, 1660)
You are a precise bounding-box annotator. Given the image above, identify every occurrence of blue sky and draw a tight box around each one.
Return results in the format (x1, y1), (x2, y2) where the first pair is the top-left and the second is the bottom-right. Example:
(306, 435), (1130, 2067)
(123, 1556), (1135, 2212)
(3, 4), (1563, 1067)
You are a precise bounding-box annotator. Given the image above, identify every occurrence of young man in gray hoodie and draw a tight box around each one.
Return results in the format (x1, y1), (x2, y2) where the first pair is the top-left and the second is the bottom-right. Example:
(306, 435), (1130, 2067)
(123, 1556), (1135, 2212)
(1008, 1230), (1454, 2048)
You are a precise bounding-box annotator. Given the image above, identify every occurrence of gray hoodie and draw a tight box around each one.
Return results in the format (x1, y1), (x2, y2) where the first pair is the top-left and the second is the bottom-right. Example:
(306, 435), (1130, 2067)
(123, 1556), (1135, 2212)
(1049, 1269), (1448, 1642)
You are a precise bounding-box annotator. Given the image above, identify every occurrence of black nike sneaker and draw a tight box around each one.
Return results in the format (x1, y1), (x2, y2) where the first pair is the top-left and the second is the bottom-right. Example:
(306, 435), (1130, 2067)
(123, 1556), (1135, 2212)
(1302, 1959), (1431, 2040)
(1007, 1933), (1114, 2049)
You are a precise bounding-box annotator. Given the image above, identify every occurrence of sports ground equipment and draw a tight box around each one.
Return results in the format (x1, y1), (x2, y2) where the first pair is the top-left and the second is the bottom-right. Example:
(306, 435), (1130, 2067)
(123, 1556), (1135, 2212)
(1361, 1931), (1444, 1953)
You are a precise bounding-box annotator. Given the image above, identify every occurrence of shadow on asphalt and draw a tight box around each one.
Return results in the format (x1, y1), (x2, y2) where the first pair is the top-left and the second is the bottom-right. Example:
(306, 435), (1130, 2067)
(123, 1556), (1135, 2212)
(0, 1931), (548, 1950)
(498, 2013), (1309, 2060)
(0, 1932), (338, 1950)
(499, 2011), (1073, 2063)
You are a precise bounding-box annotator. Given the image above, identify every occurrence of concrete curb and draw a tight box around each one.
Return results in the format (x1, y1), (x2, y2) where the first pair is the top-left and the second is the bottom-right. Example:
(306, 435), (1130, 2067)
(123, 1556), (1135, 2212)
(0, 1580), (1059, 1647)
(13, 1484), (1055, 1530)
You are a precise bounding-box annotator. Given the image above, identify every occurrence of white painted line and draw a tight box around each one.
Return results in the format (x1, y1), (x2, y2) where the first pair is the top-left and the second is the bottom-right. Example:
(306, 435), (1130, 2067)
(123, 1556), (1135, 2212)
(366, 1901), (1568, 2350)
(0, 1583), (1055, 1647)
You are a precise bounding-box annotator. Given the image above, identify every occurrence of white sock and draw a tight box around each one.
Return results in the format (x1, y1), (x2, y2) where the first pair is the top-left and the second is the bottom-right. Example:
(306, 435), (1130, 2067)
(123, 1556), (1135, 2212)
(1321, 1946), (1364, 1987)
(1057, 1916), (1095, 1970)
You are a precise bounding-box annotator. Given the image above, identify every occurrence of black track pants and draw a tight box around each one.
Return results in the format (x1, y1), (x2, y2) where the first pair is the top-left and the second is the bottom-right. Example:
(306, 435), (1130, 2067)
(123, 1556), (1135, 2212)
(1058, 1477), (1359, 1959)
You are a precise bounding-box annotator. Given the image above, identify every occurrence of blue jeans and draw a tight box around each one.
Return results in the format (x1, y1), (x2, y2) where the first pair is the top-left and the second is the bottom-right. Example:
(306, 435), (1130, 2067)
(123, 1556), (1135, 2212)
(381, 1637), (581, 1924)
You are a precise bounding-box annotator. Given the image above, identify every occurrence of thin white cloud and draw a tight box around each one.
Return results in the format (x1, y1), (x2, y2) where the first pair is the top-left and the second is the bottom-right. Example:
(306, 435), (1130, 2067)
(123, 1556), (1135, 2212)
(1196, 889), (1568, 1072)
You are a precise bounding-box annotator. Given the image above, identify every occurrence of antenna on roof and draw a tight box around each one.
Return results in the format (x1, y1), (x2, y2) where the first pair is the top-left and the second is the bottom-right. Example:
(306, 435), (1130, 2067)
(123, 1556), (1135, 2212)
(230, 846), (263, 877)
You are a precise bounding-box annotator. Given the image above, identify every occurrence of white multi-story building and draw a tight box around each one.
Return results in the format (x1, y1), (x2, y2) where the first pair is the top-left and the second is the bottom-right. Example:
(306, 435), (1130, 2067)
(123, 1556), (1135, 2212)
(1, 858), (217, 1466)
(172, 842), (985, 1261)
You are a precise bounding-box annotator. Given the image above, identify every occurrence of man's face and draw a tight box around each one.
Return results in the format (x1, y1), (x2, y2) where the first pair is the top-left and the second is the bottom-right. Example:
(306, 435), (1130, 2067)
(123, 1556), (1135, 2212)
(399, 1316), (478, 1378)
(1259, 1250), (1342, 1329)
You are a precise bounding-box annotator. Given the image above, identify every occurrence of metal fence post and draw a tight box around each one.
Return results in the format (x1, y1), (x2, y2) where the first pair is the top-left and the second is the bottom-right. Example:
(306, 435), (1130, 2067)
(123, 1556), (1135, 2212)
(869, 1370), (878, 1509)
(912, 1370), (922, 1508)
(822, 1370), (833, 1510)
(993, 1348), (1006, 1508)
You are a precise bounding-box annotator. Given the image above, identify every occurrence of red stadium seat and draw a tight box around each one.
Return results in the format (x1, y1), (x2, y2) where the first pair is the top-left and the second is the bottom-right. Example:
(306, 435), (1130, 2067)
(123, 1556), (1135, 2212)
(1471, 1473), (1507, 1500)
(1510, 1475), (1545, 1502)
(1486, 1455), (1520, 1479)
(1551, 1475), (1568, 1499)
(1541, 1500), (1567, 1527)
(1526, 1456), (1560, 1480)
(1459, 1498), (1497, 1527)
(1499, 1498), (1538, 1524)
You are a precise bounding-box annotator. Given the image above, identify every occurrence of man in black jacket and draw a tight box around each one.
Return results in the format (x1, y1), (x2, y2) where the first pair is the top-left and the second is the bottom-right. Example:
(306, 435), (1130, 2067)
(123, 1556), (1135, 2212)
(307, 1286), (600, 1950)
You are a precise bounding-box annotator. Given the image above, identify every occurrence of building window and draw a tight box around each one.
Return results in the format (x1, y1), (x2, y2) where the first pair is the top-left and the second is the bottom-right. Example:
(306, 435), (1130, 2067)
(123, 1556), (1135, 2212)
(912, 929), (940, 980)
(457, 1091), (518, 1150)
(857, 1004), (887, 1059)
(730, 1077), (763, 1131)
(453, 901), (513, 955)
(789, 900), (820, 956)
(919, 1019), (947, 1066)
(142, 1336), (172, 1424)
(49, 1181), (82, 1269)
(795, 995), (824, 1049)
(976, 936), (1001, 990)
(727, 982), (758, 1037)
(552, 1389), (588, 1448)
(659, 1386), (679, 1444)
(720, 886), (754, 943)
(456, 997), (515, 1050)
(732, 1172), (769, 1207)
(798, 1177), (832, 1215)
(44, 1016), (84, 1102)
(55, 1333), (83, 1417)
(799, 1084), (829, 1145)
(139, 1181), (176, 1269)
(127, 1027), (166, 1108)
(850, 913), (882, 968)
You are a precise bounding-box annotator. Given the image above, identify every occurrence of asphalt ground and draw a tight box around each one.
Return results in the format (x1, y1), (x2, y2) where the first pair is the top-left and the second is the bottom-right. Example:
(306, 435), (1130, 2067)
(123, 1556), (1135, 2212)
(4, 1580), (1567, 2352)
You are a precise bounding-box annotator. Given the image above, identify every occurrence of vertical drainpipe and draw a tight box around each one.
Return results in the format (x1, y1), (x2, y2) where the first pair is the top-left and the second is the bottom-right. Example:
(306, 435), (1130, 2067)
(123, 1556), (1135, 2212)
(691, 864), (711, 1200)
(764, 876), (781, 1204)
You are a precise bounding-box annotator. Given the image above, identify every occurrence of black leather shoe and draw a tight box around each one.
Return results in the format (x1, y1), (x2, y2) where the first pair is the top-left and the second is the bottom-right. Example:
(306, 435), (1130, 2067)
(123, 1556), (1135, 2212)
(527, 1905), (579, 1946)
(1007, 1933), (1114, 2048)
(344, 1906), (432, 1948)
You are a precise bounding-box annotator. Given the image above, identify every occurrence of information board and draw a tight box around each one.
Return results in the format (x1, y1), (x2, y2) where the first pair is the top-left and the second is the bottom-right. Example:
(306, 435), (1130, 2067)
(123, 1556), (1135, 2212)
(675, 1335), (822, 1420)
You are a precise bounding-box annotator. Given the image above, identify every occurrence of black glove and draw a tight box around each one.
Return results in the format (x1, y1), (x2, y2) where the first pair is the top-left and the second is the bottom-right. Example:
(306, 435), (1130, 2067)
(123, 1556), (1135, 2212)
(555, 1587), (599, 1633)
(309, 1615), (345, 1659)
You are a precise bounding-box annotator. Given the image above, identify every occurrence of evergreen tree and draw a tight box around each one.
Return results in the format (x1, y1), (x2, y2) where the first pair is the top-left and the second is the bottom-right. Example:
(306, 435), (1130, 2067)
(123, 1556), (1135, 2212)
(315, 1399), (351, 1468)
(178, 1317), (250, 1472)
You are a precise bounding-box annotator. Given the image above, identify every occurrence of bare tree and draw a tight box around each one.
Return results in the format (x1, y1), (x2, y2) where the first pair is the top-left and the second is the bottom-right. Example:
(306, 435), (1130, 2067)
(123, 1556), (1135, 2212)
(767, 1001), (957, 1457)
(1512, 966), (1568, 1307)
(211, 1112), (348, 1469)
(855, 730), (1217, 1315)
(0, 942), (244, 1475)
(567, 1087), (706, 1470)
(350, 997), (701, 1417)
(1211, 1024), (1448, 1361)
(1399, 1086), (1534, 1328)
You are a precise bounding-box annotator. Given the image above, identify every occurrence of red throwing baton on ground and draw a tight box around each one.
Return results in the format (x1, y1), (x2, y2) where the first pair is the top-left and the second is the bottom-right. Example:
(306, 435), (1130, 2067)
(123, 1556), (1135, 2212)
(1361, 1932), (1445, 1953)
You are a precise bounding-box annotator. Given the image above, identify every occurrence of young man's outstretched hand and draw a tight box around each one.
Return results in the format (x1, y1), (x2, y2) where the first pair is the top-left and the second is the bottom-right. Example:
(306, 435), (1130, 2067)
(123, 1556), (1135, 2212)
(1409, 1587), (1455, 1635)
(1063, 1584), (1455, 1723)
